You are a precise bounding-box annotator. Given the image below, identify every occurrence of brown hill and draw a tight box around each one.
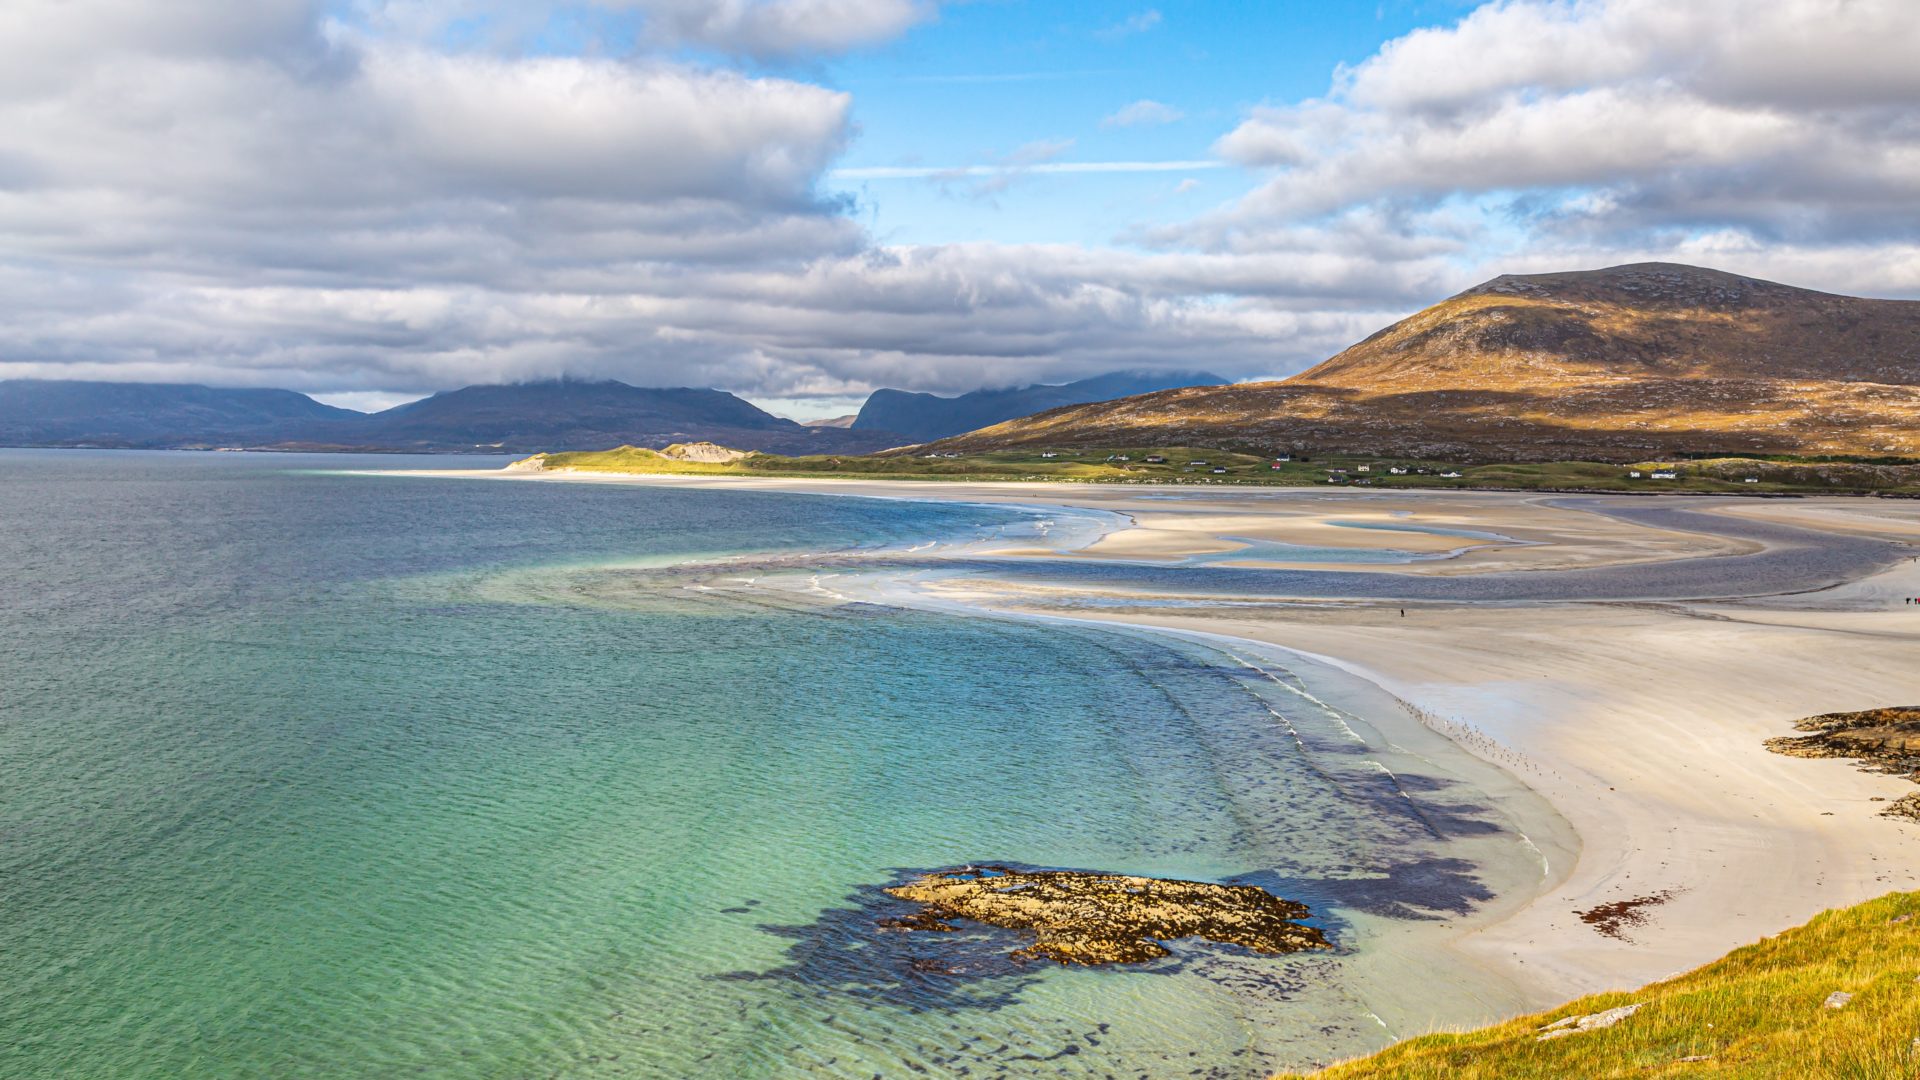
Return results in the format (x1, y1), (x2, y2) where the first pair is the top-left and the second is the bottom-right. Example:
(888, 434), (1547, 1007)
(930, 263), (1920, 461)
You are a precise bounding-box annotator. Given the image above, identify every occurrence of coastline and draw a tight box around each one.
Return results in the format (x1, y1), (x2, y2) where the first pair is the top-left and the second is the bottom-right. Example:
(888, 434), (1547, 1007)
(391, 466), (1920, 1037)
(864, 581), (1588, 1041)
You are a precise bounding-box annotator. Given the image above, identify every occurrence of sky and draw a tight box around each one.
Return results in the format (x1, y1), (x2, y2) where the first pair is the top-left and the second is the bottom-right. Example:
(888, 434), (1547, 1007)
(1, 1), (1916, 418)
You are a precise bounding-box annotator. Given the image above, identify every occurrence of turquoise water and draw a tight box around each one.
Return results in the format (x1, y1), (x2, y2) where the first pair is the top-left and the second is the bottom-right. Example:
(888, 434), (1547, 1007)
(0, 451), (1553, 1078)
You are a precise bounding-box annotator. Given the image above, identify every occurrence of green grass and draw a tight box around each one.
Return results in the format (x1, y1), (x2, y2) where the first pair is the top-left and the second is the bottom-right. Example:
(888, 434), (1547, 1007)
(535, 445), (1276, 482)
(1276, 892), (1920, 1079)
(526, 446), (1920, 496)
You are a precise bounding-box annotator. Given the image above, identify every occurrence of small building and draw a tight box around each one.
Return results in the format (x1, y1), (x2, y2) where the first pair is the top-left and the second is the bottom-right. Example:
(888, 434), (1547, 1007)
(1274, 454), (1292, 462)
(1388, 466), (1408, 475)
(1270, 461), (1286, 470)
(1629, 470), (1642, 478)
(1357, 465), (1371, 473)
(1744, 477), (1760, 484)
(1040, 451), (1058, 458)
(1188, 460), (1209, 467)
(1651, 470), (1678, 480)
(1144, 455), (1167, 464)
(1440, 471), (1463, 478)
(1210, 467), (1227, 474)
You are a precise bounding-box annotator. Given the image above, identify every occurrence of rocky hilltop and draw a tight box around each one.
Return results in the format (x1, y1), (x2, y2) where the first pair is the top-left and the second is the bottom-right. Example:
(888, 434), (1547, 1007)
(853, 369), (1225, 442)
(930, 264), (1920, 461)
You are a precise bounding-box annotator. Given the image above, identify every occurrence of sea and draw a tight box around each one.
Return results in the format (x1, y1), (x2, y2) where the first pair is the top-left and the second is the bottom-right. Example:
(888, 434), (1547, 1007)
(0, 450), (1566, 1079)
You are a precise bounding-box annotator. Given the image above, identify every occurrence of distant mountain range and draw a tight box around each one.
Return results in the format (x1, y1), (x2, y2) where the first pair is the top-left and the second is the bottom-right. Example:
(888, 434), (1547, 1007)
(932, 263), (1920, 461)
(0, 380), (362, 447)
(851, 370), (1227, 442)
(313, 380), (906, 454)
(0, 378), (905, 454)
(2, 371), (1226, 454)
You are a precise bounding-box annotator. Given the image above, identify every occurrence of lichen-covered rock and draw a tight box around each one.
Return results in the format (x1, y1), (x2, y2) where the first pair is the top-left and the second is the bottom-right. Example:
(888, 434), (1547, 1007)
(1768, 707), (1920, 763)
(1883, 793), (1920, 823)
(881, 864), (1330, 966)
(1537, 1003), (1642, 1040)
(1767, 708), (1920, 820)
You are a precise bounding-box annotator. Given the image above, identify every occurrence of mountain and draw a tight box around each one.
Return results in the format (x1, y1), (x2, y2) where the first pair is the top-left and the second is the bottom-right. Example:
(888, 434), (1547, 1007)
(287, 379), (906, 454)
(802, 414), (858, 428)
(929, 264), (1920, 461)
(852, 370), (1227, 443)
(332, 380), (799, 452)
(0, 377), (905, 454)
(0, 379), (360, 448)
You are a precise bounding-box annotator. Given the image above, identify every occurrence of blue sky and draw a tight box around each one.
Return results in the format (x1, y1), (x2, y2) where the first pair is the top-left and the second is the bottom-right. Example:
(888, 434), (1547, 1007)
(823, 1), (1470, 248)
(1, 0), (1914, 416)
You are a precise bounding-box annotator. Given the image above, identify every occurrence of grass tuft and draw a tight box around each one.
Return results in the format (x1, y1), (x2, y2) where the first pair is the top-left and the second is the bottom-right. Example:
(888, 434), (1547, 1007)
(1276, 892), (1920, 1079)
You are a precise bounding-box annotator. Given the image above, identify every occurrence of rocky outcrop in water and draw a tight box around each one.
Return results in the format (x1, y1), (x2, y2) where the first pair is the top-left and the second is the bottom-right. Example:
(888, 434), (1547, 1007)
(880, 865), (1330, 965)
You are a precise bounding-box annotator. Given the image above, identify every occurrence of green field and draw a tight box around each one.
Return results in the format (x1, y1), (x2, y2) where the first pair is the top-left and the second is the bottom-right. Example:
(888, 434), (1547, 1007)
(1275, 891), (1920, 1079)
(529, 445), (1920, 496)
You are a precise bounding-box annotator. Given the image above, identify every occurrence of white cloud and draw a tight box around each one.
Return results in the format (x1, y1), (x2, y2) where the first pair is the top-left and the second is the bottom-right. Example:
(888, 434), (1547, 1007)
(4, 0), (1919, 412)
(0, 0), (1413, 401)
(623, 0), (939, 59)
(1096, 9), (1161, 41)
(1204, 0), (1920, 246)
(367, 50), (852, 203)
(834, 160), (1221, 179)
(1101, 99), (1184, 128)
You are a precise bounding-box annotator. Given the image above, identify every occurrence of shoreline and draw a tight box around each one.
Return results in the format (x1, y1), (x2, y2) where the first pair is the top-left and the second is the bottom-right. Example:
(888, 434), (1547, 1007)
(865, 578), (1587, 1040)
(391, 466), (1920, 1040)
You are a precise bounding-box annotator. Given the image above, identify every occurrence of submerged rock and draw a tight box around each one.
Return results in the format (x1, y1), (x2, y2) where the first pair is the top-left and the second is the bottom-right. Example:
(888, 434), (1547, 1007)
(881, 865), (1330, 966)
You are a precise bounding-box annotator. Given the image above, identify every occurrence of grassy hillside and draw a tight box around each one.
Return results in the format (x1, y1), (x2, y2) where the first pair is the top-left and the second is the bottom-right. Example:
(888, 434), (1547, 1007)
(929, 263), (1920, 463)
(530, 445), (1274, 481)
(523, 445), (1920, 496)
(1276, 892), (1920, 1079)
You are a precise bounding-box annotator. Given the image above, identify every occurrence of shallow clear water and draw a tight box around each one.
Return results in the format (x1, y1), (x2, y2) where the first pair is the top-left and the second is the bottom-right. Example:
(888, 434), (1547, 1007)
(0, 451), (1553, 1078)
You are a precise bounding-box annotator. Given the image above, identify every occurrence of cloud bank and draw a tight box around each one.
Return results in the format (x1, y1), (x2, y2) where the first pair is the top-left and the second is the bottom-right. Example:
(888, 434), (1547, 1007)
(1, 0), (1915, 407)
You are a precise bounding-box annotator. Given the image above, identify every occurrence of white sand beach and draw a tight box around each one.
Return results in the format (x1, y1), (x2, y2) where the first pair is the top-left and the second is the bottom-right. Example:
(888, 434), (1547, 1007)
(409, 466), (1920, 1023)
